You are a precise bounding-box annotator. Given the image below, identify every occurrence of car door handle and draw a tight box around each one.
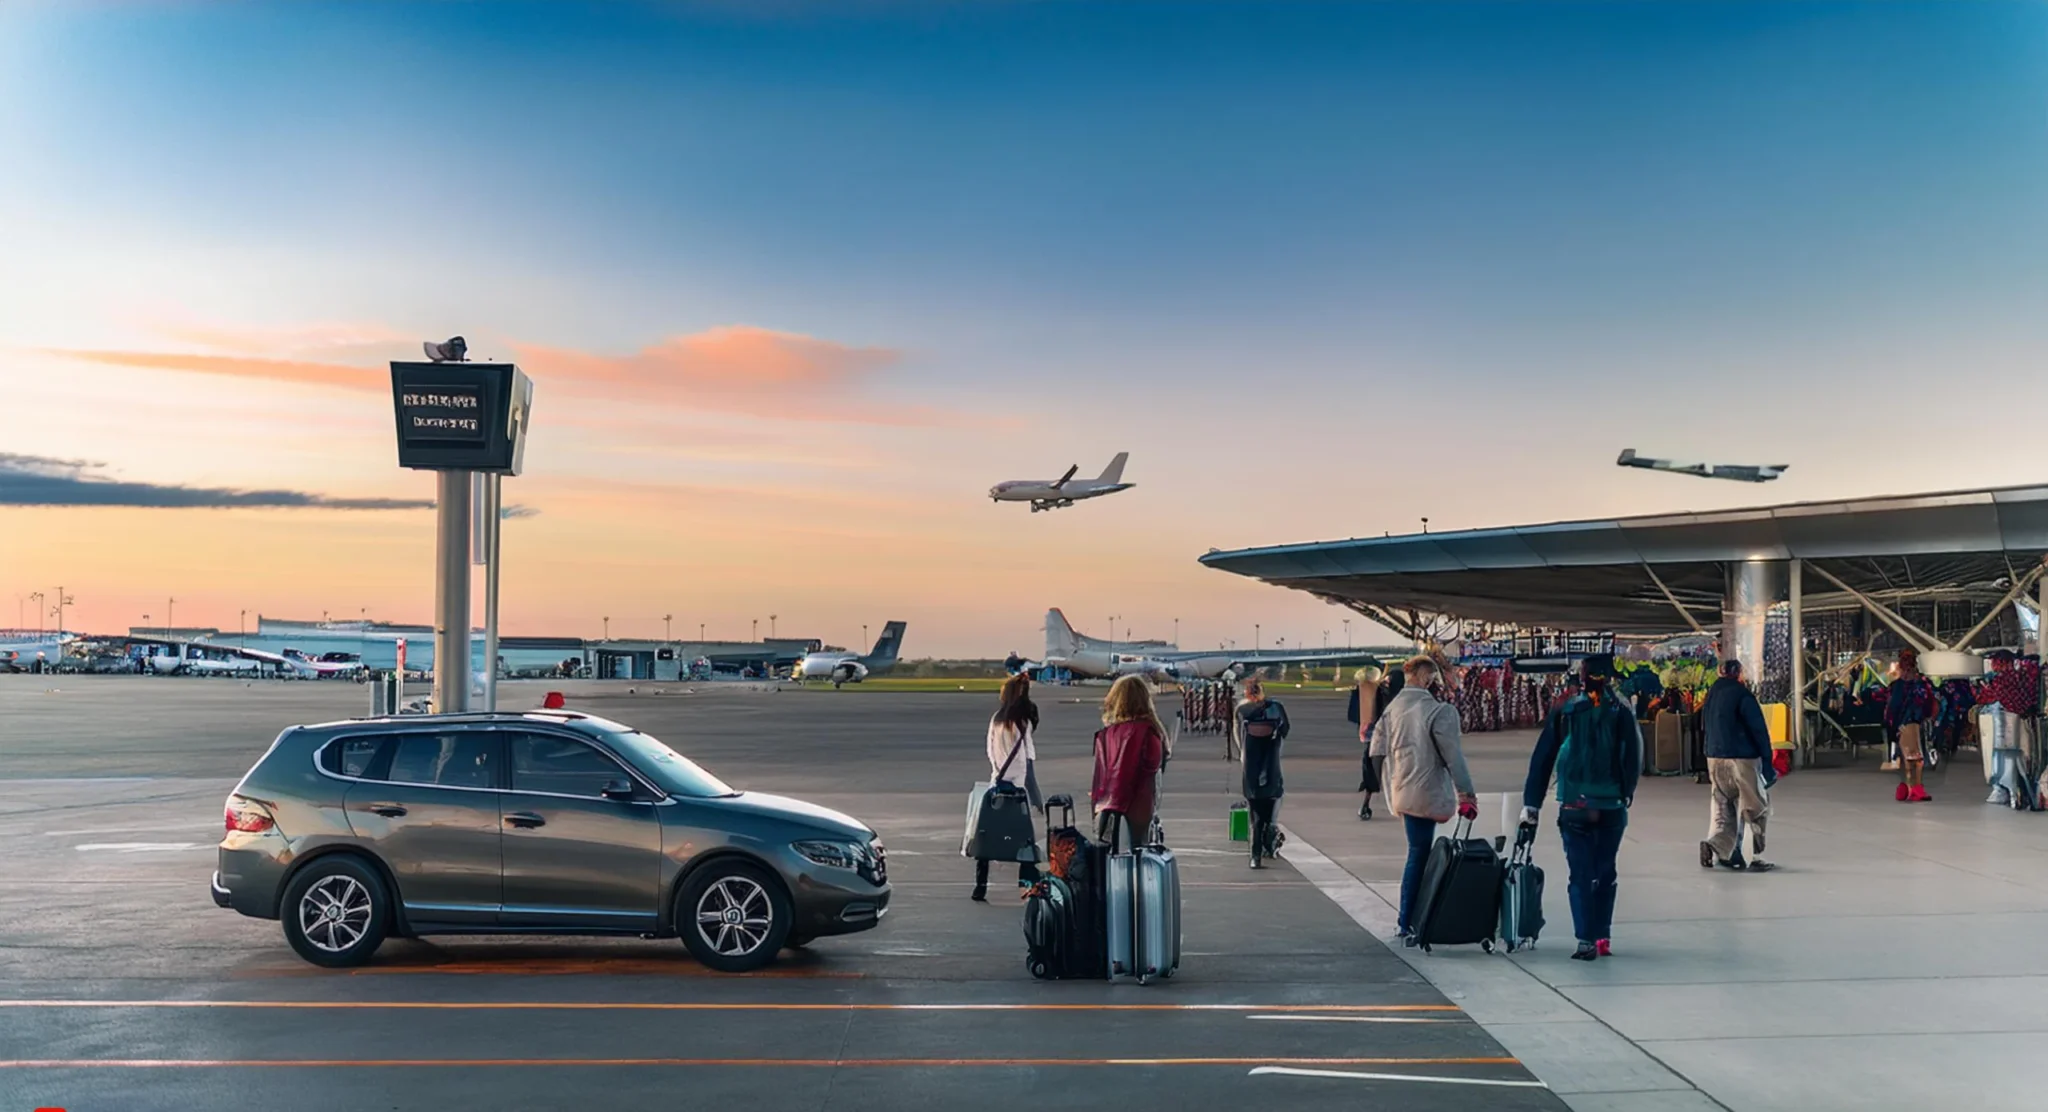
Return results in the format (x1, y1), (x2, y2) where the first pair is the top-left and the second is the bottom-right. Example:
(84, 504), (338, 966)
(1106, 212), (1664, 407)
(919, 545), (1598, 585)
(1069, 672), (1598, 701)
(504, 812), (546, 829)
(366, 804), (408, 818)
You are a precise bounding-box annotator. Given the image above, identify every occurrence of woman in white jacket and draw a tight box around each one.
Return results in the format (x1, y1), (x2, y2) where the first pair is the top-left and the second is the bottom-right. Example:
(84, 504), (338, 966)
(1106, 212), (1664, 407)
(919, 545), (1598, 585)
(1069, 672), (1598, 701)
(974, 673), (1044, 902)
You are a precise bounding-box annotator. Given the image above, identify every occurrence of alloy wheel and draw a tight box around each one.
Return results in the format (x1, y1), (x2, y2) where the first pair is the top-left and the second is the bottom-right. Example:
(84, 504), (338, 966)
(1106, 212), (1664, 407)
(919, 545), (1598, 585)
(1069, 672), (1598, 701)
(694, 875), (773, 958)
(297, 875), (372, 954)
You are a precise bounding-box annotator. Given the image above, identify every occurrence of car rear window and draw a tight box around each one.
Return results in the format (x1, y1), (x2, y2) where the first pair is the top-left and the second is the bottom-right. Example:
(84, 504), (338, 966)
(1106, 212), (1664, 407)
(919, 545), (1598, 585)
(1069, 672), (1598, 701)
(321, 735), (393, 779)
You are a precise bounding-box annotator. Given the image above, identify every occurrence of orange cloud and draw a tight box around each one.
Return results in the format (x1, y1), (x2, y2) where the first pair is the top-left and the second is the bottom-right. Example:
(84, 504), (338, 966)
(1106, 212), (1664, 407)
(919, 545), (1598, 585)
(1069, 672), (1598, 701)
(52, 349), (382, 391)
(52, 324), (952, 425)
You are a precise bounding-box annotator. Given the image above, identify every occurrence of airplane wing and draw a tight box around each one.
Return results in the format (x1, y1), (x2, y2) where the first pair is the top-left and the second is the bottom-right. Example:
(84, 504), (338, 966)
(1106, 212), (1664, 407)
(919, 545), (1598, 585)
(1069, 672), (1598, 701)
(1050, 464), (1080, 490)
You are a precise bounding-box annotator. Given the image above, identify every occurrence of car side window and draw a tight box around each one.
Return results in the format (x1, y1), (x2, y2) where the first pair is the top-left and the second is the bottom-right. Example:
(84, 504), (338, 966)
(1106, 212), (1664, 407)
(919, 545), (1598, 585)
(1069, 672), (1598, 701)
(508, 732), (632, 798)
(322, 735), (393, 779)
(385, 732), (501, 790)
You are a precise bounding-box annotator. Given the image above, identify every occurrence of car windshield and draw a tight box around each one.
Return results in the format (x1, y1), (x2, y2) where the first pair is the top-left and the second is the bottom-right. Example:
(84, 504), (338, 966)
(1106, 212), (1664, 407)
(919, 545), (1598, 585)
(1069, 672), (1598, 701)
(603, 729), (736, 798)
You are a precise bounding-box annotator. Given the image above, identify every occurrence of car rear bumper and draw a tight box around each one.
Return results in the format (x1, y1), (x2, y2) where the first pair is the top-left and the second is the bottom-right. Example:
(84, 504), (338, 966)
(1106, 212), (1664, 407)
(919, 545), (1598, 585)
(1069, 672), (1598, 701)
(209, 871), (232, 908)
(215, 846), (286, 919)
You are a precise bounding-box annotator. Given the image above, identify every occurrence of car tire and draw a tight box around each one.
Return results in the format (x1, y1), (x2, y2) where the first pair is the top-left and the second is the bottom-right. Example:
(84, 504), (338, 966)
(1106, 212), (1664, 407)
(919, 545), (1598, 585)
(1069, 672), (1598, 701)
(280, 856), (389, 968)
(679, 860), (791, 973)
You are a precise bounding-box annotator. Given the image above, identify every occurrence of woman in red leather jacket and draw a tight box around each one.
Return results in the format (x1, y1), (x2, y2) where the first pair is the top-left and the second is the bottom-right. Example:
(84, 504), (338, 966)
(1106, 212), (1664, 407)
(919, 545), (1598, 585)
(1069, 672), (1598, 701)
(1090, 675), (1167, 846)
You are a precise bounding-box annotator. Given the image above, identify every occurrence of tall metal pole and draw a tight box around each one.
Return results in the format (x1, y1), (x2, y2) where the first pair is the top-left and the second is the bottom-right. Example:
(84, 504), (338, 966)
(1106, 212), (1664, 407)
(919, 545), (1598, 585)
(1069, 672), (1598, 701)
(483, 473), (502, 712)
(1789, 558), (1804, 766)
(434, 470), (473, 714)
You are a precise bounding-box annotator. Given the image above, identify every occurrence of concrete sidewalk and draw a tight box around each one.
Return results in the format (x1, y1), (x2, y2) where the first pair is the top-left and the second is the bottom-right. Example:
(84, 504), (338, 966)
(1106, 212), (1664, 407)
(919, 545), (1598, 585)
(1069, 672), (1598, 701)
(1278, 727), (2048, 1112)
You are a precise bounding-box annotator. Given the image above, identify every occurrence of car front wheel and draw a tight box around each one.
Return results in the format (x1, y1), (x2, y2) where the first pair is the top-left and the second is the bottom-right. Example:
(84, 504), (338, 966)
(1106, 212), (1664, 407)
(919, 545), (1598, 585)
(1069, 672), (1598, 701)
(280, 856), (389, 968)
(679, 861), (790, 972)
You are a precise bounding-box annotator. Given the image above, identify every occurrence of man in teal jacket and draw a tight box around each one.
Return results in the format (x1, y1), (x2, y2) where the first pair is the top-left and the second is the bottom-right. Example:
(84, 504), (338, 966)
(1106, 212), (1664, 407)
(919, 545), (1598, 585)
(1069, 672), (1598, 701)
(1522, 654), (1642, 962)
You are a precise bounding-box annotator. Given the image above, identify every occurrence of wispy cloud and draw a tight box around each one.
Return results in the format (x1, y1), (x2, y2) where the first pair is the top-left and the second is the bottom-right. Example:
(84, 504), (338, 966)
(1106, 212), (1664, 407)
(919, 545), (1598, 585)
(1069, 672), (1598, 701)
(0, 453), (431, 510)
(48, 323), (953, 425)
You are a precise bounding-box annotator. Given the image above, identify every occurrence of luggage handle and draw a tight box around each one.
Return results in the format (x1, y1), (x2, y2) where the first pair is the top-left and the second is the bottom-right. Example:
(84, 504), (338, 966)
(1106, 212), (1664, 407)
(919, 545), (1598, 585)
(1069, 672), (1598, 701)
(1045, 793), (1075, 829)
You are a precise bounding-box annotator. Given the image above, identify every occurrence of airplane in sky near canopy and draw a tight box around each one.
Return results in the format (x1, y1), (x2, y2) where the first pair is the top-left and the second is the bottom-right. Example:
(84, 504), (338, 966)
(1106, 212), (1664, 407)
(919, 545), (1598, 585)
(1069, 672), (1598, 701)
(1616, 448), (1788, 483)
(990, 453), (1134, 512)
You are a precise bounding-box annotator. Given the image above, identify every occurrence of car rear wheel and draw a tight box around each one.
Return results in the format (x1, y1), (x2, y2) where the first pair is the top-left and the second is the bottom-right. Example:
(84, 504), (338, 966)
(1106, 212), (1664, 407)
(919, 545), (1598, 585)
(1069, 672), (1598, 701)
(679, 861), (790, 972)
(281, 856), (389, 968)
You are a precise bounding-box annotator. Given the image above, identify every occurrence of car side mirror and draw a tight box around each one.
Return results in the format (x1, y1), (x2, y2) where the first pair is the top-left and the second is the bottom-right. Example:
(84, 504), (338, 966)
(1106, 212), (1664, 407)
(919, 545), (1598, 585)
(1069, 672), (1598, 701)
(601, 779), (637, 801)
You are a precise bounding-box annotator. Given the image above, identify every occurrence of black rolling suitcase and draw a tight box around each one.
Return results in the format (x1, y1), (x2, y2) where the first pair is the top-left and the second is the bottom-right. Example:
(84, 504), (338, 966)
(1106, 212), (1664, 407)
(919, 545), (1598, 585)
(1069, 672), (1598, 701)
(1411, 816), (1504, 954)
(1025, 795), (1105, 980)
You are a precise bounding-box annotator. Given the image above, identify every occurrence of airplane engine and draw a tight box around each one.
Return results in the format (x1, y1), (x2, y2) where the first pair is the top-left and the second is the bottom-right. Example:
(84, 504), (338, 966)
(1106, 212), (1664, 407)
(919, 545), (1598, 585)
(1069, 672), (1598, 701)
(832, 661), (869, 687)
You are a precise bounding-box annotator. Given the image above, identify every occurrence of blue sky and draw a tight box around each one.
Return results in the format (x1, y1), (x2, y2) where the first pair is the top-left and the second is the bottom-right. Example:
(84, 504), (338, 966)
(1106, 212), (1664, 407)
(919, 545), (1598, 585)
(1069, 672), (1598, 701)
(3, 1), (2046, 652)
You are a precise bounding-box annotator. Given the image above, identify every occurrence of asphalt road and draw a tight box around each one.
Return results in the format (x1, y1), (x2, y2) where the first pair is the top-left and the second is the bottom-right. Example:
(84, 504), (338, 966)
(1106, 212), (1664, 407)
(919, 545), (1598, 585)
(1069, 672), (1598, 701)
(0, 675), (1562, 1111)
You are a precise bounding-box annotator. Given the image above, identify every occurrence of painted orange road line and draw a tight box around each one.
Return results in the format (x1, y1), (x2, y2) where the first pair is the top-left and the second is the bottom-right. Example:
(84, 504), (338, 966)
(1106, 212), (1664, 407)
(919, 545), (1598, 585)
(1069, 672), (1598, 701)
(0, 1001), (1460, 1013)
(0, 1056), (1520, 1070)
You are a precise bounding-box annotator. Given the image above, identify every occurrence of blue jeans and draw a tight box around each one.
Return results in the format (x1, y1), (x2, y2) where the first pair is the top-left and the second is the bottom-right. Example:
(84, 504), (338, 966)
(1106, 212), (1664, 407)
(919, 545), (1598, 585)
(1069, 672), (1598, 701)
(1396, 814), (1441, 933)
(1557, 806), (1627, 943)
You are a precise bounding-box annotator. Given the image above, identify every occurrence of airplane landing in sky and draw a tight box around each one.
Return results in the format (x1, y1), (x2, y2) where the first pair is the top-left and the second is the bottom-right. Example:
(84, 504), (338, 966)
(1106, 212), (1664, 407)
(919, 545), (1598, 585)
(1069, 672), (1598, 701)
(990, 453), (1134, 512)
(1617, 448), (1787, 483)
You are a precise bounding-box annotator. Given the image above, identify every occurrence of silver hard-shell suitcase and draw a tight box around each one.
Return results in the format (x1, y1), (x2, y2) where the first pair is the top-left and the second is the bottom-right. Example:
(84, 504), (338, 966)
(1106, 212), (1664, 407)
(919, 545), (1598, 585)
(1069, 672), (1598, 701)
(1104, 819), (1181, 984)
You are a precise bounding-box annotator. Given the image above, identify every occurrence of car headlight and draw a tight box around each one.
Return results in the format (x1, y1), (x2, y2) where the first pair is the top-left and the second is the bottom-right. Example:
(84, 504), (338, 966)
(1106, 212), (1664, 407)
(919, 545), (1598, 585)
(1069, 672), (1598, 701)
(792, 840), (868, 870)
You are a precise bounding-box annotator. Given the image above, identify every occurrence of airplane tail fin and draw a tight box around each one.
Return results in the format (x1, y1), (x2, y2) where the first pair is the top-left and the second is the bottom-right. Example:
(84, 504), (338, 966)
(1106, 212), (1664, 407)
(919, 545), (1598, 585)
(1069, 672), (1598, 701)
(1045, 608), (1080, 657)
(1096, 452), (1129, 484)
(866, 621), (906, 667)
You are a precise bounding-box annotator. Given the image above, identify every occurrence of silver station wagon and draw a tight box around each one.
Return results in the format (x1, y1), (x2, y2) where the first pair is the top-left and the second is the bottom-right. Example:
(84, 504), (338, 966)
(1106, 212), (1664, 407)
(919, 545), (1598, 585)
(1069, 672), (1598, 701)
(211, 710), (889, 971)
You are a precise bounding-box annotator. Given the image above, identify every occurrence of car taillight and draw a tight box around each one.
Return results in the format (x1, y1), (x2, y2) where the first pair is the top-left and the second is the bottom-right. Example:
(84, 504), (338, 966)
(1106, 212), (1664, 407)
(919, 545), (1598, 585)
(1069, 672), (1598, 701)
(225, 796), (275, 834)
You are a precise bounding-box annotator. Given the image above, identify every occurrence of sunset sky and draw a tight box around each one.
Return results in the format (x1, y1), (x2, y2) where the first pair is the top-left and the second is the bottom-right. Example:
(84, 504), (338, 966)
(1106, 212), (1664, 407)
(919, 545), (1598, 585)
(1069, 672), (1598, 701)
(4, 1), (2048, 656)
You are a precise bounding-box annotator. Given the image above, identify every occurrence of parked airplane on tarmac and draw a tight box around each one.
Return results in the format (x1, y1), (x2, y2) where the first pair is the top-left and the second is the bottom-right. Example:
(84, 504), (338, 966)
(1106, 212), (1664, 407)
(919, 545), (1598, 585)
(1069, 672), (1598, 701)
(990, 453), (1134, 512)
(1040, 609), (1374, 681)
(794, 622), (907, 687)
(1617, 448), (1787, 483)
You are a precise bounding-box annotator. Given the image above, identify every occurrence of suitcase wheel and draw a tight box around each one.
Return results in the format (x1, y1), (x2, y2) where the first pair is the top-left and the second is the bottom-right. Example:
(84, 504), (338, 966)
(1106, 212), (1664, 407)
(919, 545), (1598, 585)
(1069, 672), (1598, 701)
(1027, 958), (1051, 980)
(1481, 938), (1496, 954)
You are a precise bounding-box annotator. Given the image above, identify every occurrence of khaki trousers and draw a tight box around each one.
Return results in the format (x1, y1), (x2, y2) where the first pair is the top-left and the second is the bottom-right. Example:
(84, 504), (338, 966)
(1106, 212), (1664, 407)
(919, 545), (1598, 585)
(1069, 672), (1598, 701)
(1706, 757), (1769, 861)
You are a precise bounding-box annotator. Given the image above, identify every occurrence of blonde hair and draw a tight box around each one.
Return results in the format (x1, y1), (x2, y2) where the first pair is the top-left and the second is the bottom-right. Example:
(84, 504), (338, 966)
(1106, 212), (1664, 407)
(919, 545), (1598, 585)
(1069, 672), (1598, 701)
(1102, 674), (1167, 740)
(1402, 654), (1437, 682)
(1242, 676), (1266, 702)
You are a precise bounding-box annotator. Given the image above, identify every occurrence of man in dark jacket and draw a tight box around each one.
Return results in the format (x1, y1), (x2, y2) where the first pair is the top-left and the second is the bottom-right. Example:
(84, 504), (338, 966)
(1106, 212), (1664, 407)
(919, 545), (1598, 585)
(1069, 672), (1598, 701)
(1522, 654), (1642, 962)
(1699, 660), (1776, 872)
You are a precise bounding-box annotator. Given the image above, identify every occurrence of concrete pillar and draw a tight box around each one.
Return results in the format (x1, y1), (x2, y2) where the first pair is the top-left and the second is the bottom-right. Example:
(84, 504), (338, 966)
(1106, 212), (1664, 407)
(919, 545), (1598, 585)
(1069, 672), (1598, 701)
(1723, 560), (1790, 702)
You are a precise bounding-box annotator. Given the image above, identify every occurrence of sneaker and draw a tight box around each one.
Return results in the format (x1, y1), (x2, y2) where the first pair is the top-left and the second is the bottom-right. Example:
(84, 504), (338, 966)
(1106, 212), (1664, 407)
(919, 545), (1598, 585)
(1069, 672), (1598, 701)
(1595, 939), (1613, 957)
(1699, 841), (1717, 869)
(1571, 941), (1599, 961)
(1908, 785), (1932, 803)
(1880, 759), (1900, 771)
(1989, 787), (2013, 806)
(1746, 860), (1777, 873)
(970, 887), (987, 903)
(1895, 782), (1910, 802)
(1359, 802), (1373, 821)
(1401, 932), (1419, 949)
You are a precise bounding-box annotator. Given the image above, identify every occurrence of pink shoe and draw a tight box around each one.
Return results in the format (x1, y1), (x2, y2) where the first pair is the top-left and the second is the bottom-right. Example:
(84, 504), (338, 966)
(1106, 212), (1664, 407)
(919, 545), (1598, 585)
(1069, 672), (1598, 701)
(1908, 785), (1932, 803)
(1595, 939), (1612, 957)
(1895, 783), (1910, 802)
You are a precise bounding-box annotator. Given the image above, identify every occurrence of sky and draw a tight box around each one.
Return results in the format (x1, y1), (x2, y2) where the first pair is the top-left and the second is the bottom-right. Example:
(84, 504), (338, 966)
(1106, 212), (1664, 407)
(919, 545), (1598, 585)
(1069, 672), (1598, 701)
(3, 0), (2047, 656)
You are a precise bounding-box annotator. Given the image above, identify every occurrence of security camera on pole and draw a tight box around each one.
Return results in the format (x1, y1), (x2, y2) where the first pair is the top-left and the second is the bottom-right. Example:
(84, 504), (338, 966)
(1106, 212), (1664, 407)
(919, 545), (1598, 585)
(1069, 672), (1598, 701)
(391, 337), (533, 714)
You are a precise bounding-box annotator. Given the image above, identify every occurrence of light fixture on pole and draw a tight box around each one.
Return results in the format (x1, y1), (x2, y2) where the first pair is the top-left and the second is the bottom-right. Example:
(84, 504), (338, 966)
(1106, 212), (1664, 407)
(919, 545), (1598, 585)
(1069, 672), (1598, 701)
(699, 622), (706, 641)
(240, 609), (248, 646)
(1255, 623), (1261, 652)
(664, 614), (673, 641)
(769, 614), (777, 640)
(752, 618), (758, 642)
(53, 587), (71, 633)
(167, 597), (176, 634)
(1343, 618), (1352, 647)
(1173, 617), (1180, 647)
(29, 592), (43, 636)
(603, 616), (610, 640)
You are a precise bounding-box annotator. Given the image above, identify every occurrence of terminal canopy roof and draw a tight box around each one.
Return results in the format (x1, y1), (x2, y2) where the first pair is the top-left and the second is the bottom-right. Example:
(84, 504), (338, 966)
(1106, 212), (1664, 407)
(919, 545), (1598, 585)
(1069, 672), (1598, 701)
(1199, 485), (2048, 635)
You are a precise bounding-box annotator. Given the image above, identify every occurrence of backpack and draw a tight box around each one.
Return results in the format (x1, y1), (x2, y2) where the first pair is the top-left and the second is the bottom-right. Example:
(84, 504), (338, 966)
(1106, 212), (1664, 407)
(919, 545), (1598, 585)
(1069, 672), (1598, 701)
(1242, 702), (1282, 740)
(1554, 697), (1629, 807)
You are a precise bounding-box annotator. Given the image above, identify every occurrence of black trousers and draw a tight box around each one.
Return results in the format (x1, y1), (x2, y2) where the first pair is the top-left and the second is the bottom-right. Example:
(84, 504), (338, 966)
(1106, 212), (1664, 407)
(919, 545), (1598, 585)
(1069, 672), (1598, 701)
(1248, 798), (1279, 850)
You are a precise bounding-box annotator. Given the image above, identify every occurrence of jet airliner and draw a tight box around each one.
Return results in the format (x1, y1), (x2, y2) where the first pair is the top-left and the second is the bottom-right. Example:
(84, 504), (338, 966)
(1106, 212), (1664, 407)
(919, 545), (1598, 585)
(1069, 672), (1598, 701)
(990, 453), (1134, 512)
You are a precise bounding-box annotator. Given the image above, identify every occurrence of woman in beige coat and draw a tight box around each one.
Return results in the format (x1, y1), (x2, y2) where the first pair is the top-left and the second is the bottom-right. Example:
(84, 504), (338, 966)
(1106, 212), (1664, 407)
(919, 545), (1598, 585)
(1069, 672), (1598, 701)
(1376, 655), (1478, 944)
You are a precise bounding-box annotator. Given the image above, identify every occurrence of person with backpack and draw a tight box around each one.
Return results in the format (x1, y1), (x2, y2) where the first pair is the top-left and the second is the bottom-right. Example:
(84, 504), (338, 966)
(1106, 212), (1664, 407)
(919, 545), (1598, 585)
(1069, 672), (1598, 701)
(1238, 677), (1290, 868)
(973, 673), (1043, 902)
(1378, 655), (1478, 946)
(1521, 654), (1642, 962)
(1091, 675), (1168, 848)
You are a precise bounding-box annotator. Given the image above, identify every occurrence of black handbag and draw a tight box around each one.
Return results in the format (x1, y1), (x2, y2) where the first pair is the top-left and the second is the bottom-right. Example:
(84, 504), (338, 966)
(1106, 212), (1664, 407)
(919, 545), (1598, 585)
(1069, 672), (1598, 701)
(964, 733), (1040, 863)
